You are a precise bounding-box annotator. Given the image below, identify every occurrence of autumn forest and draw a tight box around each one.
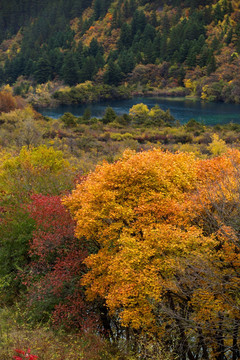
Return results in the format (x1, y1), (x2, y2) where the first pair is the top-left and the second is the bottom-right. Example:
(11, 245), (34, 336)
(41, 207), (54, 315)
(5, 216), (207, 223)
(0, 0), (240, 359)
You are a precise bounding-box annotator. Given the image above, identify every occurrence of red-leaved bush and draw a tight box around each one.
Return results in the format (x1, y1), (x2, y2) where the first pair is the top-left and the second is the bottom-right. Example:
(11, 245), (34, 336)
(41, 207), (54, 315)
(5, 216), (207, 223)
(25, 194), (99, 330)
(13, 348), (38, 360)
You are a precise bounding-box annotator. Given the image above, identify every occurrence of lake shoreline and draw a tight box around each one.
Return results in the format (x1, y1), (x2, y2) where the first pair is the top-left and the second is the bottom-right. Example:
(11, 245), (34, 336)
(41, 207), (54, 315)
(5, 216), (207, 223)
(37, 95), (240, 126)
(32, 84), (240, 112)
(33, 86), (193, 110)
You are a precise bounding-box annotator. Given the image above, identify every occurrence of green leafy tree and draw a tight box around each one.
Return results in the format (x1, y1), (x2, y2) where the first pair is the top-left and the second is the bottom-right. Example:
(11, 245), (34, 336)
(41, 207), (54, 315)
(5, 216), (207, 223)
(0, 209), (35, 304)
(83, 107), (91, 121)
(61, 112), (77, 127)
(102, 106), (117, 124)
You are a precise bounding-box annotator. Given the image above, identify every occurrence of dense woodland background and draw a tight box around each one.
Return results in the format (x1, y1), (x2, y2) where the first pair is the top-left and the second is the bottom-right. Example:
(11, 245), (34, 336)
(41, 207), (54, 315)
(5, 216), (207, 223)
(0, 1), (240, 360)
(0, 0), (240, 103)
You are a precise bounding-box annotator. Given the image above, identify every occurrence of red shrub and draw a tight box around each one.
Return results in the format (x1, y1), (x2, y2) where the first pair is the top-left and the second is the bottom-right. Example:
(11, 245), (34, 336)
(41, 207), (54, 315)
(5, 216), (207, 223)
(25, 194), (99, 331)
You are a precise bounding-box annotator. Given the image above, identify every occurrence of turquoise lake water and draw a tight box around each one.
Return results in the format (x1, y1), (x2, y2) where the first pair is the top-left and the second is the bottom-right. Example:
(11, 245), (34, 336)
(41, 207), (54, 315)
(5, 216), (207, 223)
(38, 97), (240, 126)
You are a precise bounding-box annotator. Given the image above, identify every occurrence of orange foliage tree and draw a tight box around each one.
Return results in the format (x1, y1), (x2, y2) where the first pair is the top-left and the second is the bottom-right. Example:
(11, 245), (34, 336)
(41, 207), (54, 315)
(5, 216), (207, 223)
(0, 91), (25, 114)
(64, 148), (240, 359)
(188, 150), (240, 360)
(63, 150), (204, 356)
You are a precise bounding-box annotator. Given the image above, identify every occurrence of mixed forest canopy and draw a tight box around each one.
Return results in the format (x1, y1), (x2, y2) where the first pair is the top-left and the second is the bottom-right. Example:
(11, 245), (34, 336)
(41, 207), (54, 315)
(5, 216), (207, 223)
(0, 0), (240, 103)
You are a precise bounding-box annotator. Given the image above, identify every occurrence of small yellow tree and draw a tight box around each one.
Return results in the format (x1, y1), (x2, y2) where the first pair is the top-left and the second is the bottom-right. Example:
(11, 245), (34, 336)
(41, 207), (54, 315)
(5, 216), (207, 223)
(208, 133), (228, 156)
(129, 103), (149, 124)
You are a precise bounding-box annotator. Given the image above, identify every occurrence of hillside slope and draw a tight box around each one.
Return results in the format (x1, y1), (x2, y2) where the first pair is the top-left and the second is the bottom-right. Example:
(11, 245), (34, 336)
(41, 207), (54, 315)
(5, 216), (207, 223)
(0, 0), (240, 103)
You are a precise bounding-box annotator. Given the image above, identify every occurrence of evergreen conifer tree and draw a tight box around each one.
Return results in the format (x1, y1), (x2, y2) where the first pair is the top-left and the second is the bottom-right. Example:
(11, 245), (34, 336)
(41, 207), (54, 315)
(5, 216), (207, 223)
(104, 60), (122, 85)
(61, 52), (80, 86)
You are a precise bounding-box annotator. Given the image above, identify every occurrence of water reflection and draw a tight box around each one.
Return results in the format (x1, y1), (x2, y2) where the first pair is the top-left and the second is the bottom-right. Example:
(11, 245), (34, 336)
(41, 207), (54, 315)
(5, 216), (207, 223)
(38, 97), (240, 126)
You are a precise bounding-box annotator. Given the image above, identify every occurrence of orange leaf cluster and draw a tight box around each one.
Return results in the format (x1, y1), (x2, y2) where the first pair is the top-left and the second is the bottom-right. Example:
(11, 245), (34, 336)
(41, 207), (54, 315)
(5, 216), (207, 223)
(64, 148), (240, 356)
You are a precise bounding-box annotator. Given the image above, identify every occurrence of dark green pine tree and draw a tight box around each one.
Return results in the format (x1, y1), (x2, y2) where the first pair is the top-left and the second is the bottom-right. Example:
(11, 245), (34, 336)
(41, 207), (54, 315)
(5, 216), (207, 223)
(71, 0), (84, 17)
(153, 33), (162, 60)
(225, 28), (233, 45)
(162, 14), (170, 34)
(144, 41), (156, 64)
(4, 58), (22, 84)
(100, 0), (111, 18)
(118, 49), (135, 74)
(61, 52), (80, 86)
(48, 48), (64, 78)
(89, 38), (100, 57)
(135, 51), (143, 64)
(197, 45), (210, 67)
(207, 53), (217, 75)
(203, 5), (213, 24)
(106, 50), (118, 63)
(211, 36), (220, 51)
(235, 18), (240, 36)
(222, 0), (228, 14)
(228, 1), (233, 14)
(129, 0), (136, 15)
(118, 23), (132, 50)
(94, 0), (101, 20)
(123, 0), (130, 18)
(34, 56), (52, 83)
(76, 41), (84, 68)
(24, 59), (35, 78)
(172, 50), (180, 64)
(80, 56), (97, 81)
(186, 44), (197, 67)
(179, 39), (190, 63)
(102, 106), (117, 124)
(173, 6), (182, 26)
(168, 27), (182, 59)
(0, 65), (4, 86)
(235, 19), (240, 53)
(150, 10), (158, 27)
(132, 31), (142, 53)
(104, 60), (123, 85)
(95, 51), (105, 69)
(0, 15), (4, 43)
(88, 38), (100, 57)
(184, 19), (203, 41)
(177, 65), (186, 86)
(143, 24), (156, 42)
(83, 107), (91, 121)
(214, 2), (224, 23)
(197, 34), (206, 51)
(131, 10), (147, 36)
(111, 8), (119, 29)
(160, 33), (168, 61)
(11, 56), (25, 81)
(235, 39), (240, 54)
